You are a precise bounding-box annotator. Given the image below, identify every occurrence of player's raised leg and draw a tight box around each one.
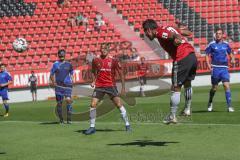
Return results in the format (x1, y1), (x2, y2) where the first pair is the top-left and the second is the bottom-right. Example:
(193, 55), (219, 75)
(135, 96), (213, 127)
(112, 96), (131, 131)
(84, 97), (99, 135)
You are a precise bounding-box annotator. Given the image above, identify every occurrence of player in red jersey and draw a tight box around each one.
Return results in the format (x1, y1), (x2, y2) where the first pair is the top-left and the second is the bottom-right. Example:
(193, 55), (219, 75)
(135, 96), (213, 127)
(142, 19), (197, 124)
(84, 43), (131, 135)
(137, 57), (149, 96)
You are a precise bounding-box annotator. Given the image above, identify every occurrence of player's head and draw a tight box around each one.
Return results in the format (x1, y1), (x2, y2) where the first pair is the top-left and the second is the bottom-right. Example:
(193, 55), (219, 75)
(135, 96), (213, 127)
(100, 43), (111, 58)
(142, 19), (158, 40)
(31, 70), (34, 75)
(215, 28), (224, 42)
(58, 49), (66, 61)
(0, 64), (5, 72)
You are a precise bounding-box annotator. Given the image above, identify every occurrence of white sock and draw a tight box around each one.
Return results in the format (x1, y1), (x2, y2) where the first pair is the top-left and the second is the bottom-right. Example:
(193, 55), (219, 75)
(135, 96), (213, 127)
(184, 87), (192, 110)
(119, 106), (130, 126)
(170, 91), (181, 116)
(90, 108), (96, 128)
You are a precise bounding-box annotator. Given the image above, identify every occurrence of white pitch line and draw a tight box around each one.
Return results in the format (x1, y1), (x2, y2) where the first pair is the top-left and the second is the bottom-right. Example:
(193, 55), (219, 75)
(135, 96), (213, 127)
(1, 120), (240, 127)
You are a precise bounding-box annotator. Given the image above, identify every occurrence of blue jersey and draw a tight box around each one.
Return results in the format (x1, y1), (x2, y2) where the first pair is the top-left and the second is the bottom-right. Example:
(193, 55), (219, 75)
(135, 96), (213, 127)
(205, 41), (232, 68)
(50, 61), (74, 87)
(0, 71), (12, 89)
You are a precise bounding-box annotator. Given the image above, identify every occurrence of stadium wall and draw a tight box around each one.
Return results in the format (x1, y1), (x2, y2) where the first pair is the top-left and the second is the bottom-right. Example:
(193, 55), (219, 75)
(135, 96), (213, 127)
(8, 72), (240, 103)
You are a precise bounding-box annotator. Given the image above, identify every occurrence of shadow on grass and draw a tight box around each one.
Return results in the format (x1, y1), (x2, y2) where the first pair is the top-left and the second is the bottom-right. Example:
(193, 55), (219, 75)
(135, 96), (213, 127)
(192, 110), (222, 113)
(39, 122), (59, 125)
(76, 129), (123, 134)
(0, 152), (6, 154)
(108, 140), (179, 147)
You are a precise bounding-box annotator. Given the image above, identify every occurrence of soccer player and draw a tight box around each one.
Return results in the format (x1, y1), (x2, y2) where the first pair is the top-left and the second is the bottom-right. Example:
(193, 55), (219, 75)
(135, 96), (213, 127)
(142, 19), (197, 124)
(84, 43), (131, 135)
(0, 64), (12, 117)
(49, 49), (74, 124)
(205, 28), (235, 112)
(137, 56), (149, 97)
(28, 71), (38, 101)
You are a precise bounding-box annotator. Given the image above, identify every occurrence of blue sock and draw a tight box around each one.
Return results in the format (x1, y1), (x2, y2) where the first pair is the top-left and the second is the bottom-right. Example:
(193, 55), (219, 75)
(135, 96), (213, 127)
(67, 104), (72, 121)
(225, 89), (231, 107)
(4, 104), (9, 113)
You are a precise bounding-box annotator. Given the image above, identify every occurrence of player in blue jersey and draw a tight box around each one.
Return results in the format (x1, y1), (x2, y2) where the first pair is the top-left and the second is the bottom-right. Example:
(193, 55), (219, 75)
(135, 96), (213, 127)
(0, 64), (12, 117)
(205, 28), (235, 112)
(49, 50), (74, 124)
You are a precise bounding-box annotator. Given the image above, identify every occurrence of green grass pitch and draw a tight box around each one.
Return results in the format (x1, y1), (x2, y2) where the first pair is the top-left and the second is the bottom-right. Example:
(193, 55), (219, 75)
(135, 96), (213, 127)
(0, 85), (240, 160)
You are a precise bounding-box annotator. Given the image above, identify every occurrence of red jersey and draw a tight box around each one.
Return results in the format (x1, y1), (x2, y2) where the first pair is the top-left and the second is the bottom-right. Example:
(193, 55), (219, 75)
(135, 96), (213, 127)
(137, 63), (148, 76)
(92, 56), (121, 87)
(156, 26), (195, 61)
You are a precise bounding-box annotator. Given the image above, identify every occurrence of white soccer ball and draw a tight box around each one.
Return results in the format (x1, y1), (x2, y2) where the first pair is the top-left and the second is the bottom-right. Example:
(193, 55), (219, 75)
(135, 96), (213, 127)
(13, 38), (28, 52)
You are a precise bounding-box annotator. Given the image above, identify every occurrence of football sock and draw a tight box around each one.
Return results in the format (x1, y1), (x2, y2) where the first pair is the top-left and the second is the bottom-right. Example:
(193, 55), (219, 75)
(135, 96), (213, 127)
(208, 89), (216, 104)
(67, 104), (72, 121)
(225, 89), (232, 108)
(119, 106), (130, 126)
(170, 91), (181, 116)
(57, 103), (63, 121)
(184, 87), (192, 110)
(3, 104), (9, 113)
(90, 107), (96, 128)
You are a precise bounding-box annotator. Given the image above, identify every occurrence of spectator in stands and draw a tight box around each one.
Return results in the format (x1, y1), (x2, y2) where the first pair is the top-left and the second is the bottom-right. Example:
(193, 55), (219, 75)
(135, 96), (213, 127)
(67, 15), (77, 27)
(131, 48), (140, 61)
(94, 13), (105, 32)
(76, 13), (89, 31)
(86, 52), (95, 64)
(57, 0), (70, 8)
(28, 71), (38, 101)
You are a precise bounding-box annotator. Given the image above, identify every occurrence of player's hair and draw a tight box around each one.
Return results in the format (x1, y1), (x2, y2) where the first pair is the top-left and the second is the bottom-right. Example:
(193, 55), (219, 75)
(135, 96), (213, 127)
(142, 19), (158, 30)
(101, 43), (111, 51)
(215, 27), (224, 33)
(58, 49), (66, 57)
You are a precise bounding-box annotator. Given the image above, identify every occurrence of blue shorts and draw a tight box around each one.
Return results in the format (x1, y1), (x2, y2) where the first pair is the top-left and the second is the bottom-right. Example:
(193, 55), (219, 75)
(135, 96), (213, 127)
(211, 67), (230, 85)
(55, 85), (72, 102)
(0, 88), (9, 100)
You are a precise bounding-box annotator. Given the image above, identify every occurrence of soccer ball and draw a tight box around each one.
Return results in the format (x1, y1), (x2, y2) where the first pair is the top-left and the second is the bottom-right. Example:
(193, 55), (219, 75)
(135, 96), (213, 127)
(12, 38), (28, 52)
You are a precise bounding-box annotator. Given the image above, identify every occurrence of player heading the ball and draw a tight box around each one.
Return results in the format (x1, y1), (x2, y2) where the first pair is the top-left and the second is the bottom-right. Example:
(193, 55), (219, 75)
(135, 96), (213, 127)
(142, 19), (197, 124)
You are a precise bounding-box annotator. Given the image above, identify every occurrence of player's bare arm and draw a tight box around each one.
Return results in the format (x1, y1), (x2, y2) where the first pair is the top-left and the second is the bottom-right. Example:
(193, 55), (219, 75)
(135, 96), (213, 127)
(91, 61), (97, 88)
(179, 29), (193, 37)
(116, 63), (126, 96)
(205, 54), (212, 70)
(168, 31), (184, 46)
(229, 52), (235, 64)
(49, 75), (56, 87)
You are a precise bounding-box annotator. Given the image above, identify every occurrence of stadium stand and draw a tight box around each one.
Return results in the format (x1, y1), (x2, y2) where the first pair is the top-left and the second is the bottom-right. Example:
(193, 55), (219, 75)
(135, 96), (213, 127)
(0, 0), (134, 71)
(107, 0), (239, 54)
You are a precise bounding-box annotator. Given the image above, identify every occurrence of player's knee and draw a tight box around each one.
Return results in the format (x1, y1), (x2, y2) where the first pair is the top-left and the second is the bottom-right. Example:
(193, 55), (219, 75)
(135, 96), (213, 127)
(91, 101), (97, 108)
(171, 85), (181, 92)
(211, 85), (218, 91)
(66, 98), (72, 105)
(223, 83), (230, 91)
(57, 101), (63, 106)
(184, 81), (191, 88)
